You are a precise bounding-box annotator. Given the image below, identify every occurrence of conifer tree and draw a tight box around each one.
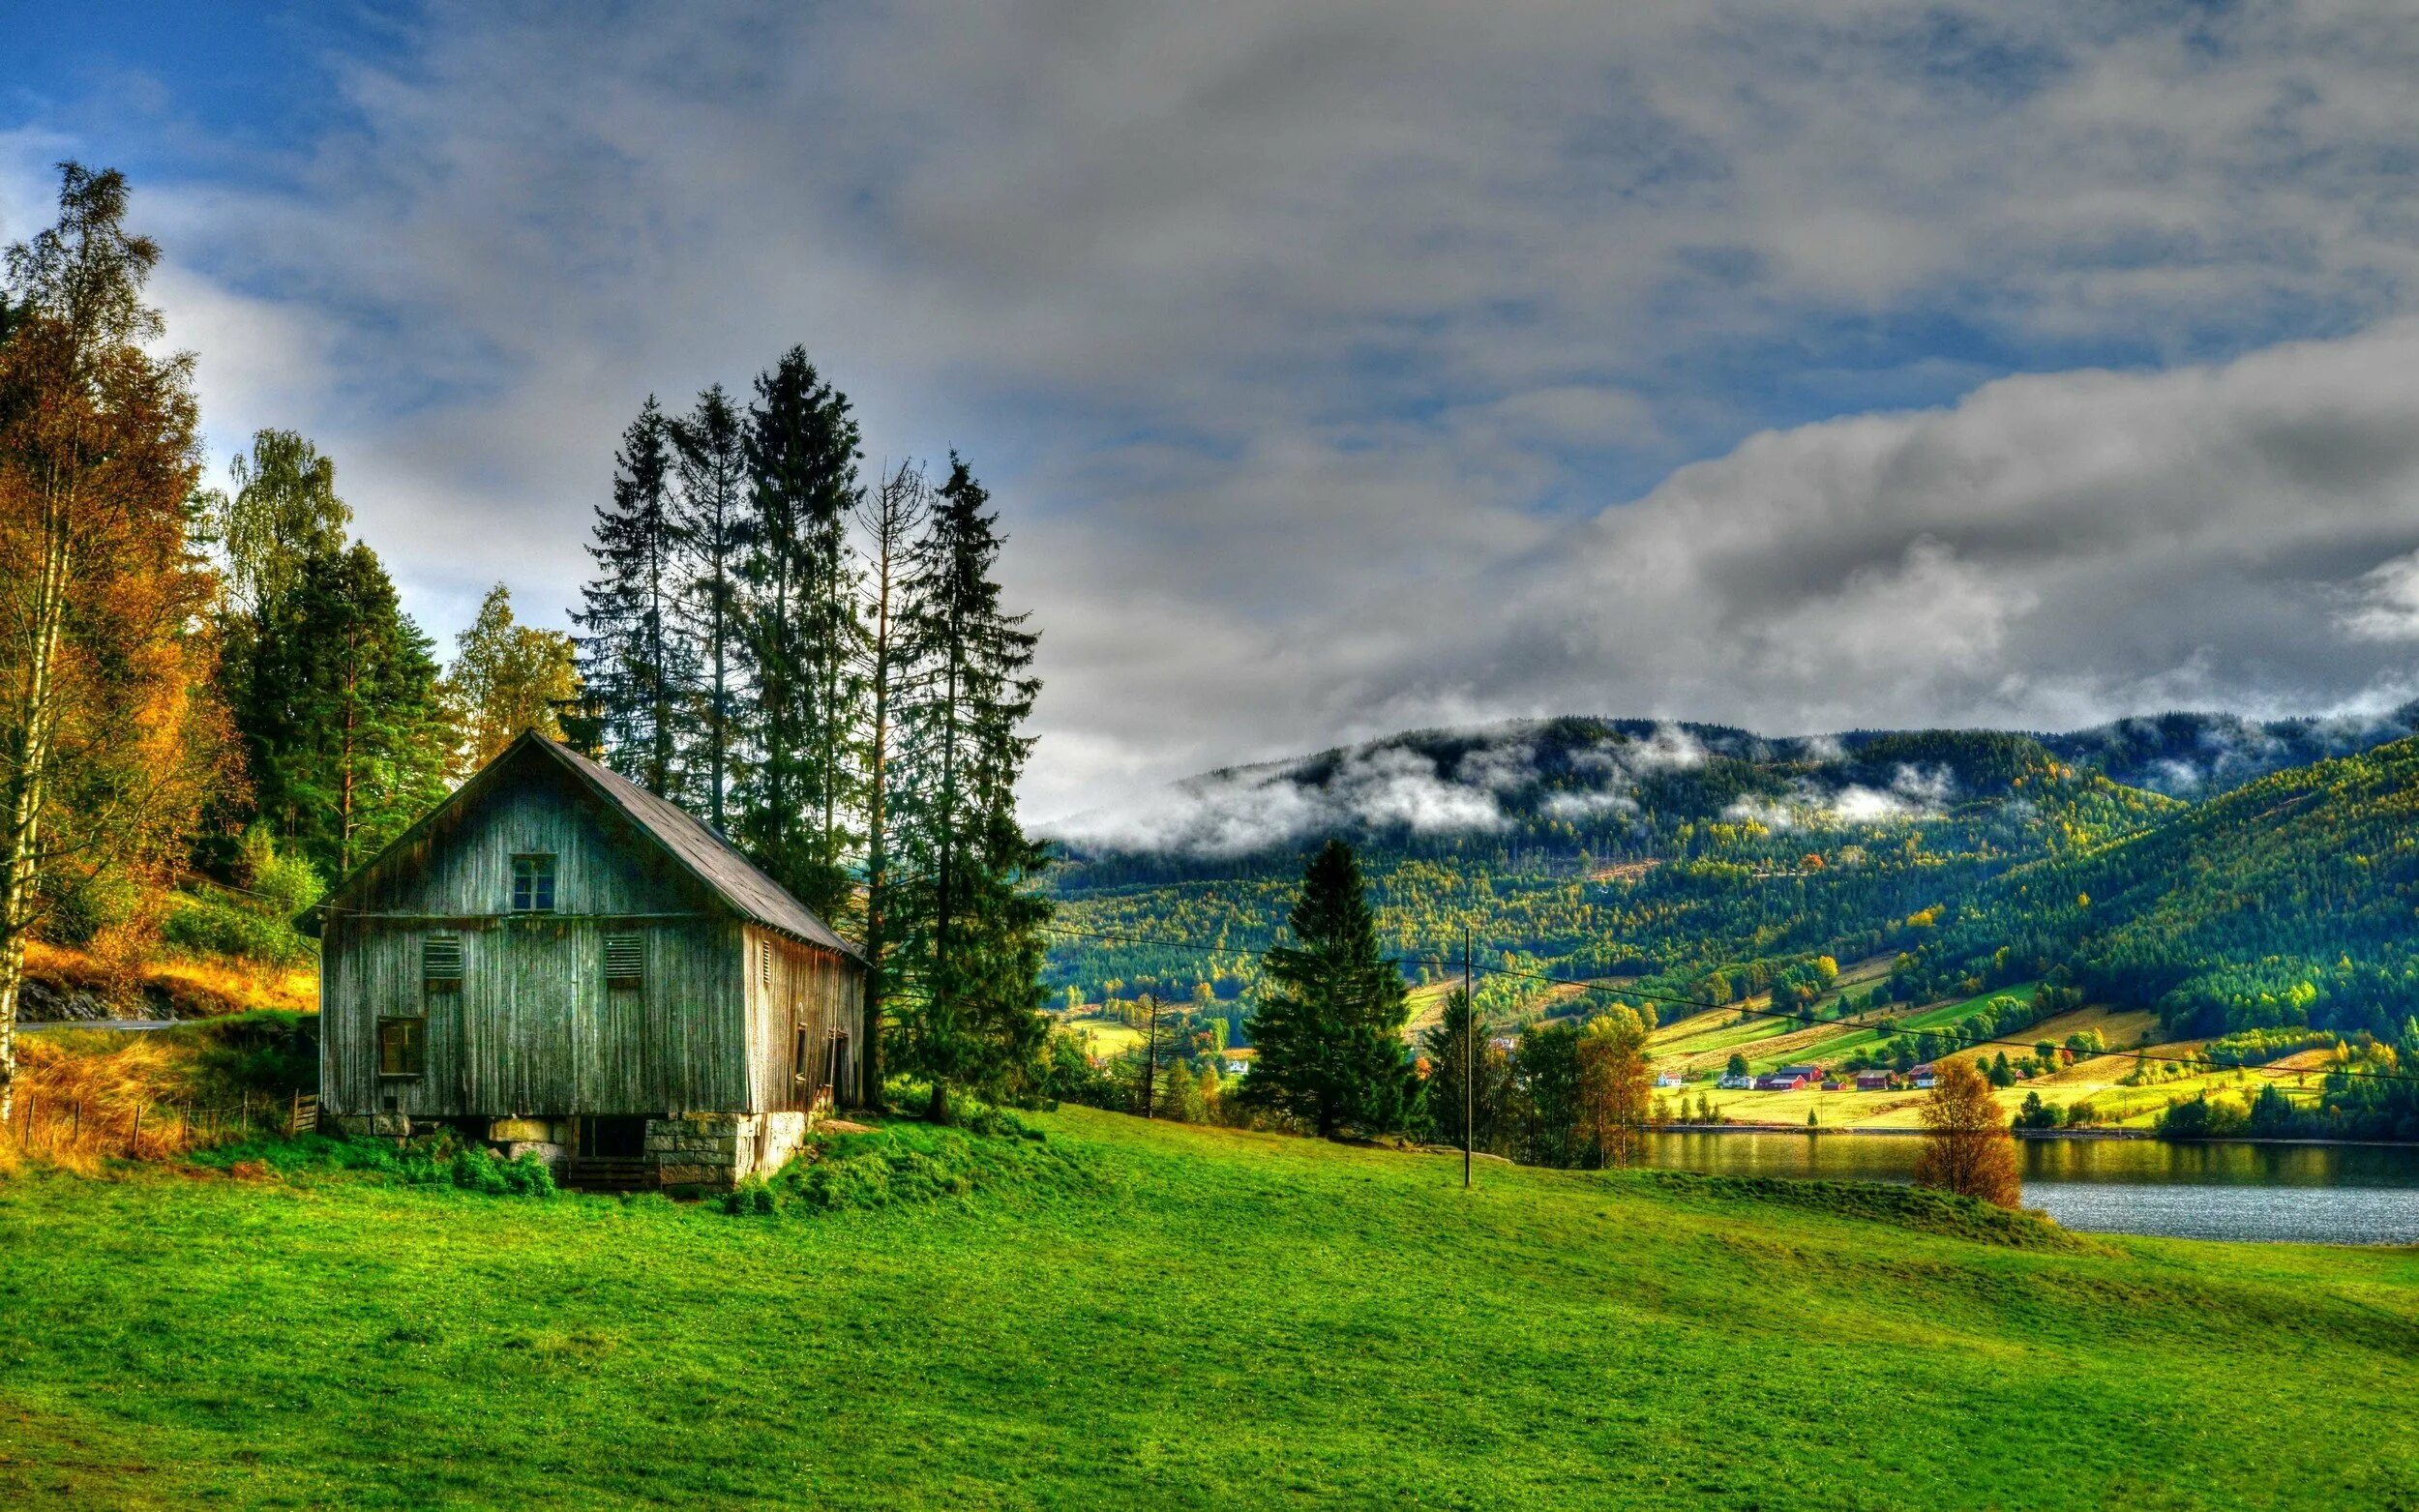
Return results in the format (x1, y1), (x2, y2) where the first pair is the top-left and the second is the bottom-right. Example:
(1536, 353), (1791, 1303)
(890, 455), (1048, 1120)
(575, 397), (689, 798)
(670, 384), (746, 831)
(236, 540), (453, 877)
(1242, 838), (1413, 1138)
(1420, 987), (1511, 1152)
(737, 348), (860, 917)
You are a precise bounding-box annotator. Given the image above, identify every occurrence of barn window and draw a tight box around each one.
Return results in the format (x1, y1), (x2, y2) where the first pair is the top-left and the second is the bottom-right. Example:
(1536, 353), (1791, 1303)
(377, 1016), (427, 1078)
(792, 1026), (811, 1085)
(511, 854), (555, 912)
(605, 933), (644, 986)
(761, 939), (773, 988)
(423, 935), (463, 990)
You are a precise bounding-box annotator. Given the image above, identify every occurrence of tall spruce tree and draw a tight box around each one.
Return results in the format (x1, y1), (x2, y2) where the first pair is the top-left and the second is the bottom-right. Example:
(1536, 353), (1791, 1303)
(737, 348), (861, 919)
(670, 384), (746, 831)
(236, 540), (452, 878)
(1242, 838), (1413, 1138)
(575, 397), (689, 798)
(851, 460), (930, 1103)
(890, 456), (1048, 1121)
(1419, 988), (1511, 1154)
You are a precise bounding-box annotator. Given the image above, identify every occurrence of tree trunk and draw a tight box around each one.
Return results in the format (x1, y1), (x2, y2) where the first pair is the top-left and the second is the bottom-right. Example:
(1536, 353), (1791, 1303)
(859, 520), (898, 1108)
(0, 515), (69, 1122)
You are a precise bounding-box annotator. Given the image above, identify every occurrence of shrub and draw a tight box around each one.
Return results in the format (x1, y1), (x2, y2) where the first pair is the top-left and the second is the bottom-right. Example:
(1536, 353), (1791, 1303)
(163, 893), (316, 966)
(194, 1128), (555, 1197)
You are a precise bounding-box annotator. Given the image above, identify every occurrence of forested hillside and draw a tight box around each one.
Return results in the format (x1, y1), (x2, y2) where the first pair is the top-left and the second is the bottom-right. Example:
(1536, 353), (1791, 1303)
(1043, 717), (2182, 1014)
(1902, 735), (2419, 1042)
(1043, 712), (2419, 1043)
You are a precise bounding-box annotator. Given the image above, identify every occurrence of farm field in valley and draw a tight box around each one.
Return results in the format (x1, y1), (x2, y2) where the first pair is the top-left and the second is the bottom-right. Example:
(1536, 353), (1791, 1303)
(4, 1108), (2417, 1511)
(1652, 995), (2295, 1131)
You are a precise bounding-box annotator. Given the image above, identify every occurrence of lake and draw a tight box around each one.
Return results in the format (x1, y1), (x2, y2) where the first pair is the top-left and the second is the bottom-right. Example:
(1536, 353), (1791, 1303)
(1636, 1131), (2419, 1245)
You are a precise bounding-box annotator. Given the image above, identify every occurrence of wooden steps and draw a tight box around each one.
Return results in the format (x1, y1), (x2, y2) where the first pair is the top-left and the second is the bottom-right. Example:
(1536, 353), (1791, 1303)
(564, 1156), (654, 1192)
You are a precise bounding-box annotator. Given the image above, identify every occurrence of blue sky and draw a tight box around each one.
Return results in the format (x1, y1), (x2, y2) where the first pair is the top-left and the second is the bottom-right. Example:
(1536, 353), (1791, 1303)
(10, 2), (2419, 818)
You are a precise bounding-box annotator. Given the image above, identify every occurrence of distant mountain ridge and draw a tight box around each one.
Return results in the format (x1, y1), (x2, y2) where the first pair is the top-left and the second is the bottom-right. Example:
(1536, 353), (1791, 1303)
(1044, 704), (2419, 868)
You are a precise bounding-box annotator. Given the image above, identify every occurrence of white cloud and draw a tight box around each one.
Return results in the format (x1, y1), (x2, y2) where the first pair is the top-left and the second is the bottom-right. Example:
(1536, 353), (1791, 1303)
(17, 3), (2419, 811)
(2339, 548), (2419, 641)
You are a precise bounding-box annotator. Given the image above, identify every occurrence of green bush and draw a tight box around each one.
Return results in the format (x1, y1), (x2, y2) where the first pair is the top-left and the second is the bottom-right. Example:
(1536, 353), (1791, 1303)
(161, 829), (324, 966)
(38, 865), (150, 946)
(163, 893), (316, 966)
(195, 1128), (554, 1197)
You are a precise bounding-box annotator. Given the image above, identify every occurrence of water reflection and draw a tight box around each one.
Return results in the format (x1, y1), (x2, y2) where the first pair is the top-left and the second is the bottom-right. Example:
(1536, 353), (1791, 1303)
(1635, 1132), (2419, 1244)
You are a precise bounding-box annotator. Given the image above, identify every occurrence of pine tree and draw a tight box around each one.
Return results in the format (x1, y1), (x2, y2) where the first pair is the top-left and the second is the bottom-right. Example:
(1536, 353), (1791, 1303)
(670, 384), (746, 831)
(237, 541), (453, 878)
(1242, 838), (1413, 1138)
(1419, 987), (1509, 1153)
(851, 460), (930, 1104)
(575, 397), (689, 799)
(736, 348), (860, 918)
(891, 455), (1048, 1121)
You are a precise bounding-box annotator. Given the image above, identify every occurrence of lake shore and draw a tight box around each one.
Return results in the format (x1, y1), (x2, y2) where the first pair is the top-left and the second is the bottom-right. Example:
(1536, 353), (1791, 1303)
(1652, 1121), (2416, 1149)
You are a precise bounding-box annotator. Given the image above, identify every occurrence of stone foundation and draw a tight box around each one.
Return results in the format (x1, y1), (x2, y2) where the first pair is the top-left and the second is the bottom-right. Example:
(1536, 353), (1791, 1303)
(331, 1110), (822, 1193)
(333, 1112), (413, 1138)
(645, 1111), (815, 1192)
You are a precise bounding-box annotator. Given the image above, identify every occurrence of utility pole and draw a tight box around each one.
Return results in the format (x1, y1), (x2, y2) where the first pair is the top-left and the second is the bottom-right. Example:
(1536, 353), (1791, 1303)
(1463, 923), (1474, 1191)
(1140, 993), (1160, 1120)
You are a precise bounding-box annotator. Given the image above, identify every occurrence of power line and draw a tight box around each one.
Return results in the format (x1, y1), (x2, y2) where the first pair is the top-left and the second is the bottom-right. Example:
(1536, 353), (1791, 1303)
(1042, 919), (2419, 1091)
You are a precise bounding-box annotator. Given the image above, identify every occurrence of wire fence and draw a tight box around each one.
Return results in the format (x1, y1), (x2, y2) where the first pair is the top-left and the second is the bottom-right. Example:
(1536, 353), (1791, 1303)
(3, 1086), (315, 1165)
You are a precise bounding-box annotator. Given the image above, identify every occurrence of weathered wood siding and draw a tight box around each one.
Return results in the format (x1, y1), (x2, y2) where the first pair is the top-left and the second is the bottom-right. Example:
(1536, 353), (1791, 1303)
(321, 756), (749, 1117)
(322, 912), (749, 1117)
(743, 925), (866, 1112)
(341, 766), (690, 918)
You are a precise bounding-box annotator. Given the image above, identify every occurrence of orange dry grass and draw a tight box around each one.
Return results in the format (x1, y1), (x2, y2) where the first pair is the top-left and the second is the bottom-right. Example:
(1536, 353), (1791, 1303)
(0, 1033), (256, 1174)
(20, 937), (317, 1018)
(149, 954), (316, 1015)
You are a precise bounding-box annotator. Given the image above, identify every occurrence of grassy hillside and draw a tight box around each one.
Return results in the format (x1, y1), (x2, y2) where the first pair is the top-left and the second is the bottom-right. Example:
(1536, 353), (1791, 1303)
(4, 1110), (2417, 1509)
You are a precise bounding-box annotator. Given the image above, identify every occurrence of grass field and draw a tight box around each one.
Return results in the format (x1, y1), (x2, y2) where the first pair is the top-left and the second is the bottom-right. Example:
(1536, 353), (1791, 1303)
(4, 1109), (2417, 1509)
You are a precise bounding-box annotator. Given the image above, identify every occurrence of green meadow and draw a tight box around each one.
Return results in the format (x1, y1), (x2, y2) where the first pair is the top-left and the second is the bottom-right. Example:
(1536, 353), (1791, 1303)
(4, 1107), (2416, 1511)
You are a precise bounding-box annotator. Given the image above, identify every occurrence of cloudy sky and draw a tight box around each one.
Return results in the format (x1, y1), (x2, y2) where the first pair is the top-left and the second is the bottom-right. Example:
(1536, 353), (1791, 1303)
(10, 1), (2419, 819)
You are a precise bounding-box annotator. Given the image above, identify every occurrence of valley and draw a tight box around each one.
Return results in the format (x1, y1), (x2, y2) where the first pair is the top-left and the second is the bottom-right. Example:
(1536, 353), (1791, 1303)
(1040, 712), (2419, 1147)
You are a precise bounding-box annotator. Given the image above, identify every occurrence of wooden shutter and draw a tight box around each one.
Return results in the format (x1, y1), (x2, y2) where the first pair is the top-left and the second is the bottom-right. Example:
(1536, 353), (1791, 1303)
(423, 936), (463, 988)
(605, 933), (643, 986)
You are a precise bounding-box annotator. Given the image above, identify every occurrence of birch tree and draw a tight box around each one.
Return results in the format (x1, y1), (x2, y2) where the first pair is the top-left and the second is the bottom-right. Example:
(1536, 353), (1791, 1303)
(851, 459), (929, 1102)
(0, 164), (231, 1116)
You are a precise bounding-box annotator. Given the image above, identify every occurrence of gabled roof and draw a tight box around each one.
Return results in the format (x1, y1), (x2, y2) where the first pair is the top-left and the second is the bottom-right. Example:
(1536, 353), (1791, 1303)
(315, 730), (860, 960)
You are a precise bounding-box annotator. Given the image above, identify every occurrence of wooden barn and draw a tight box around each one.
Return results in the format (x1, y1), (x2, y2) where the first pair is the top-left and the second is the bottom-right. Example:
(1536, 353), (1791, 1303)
(306, 729), (865, 1191)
